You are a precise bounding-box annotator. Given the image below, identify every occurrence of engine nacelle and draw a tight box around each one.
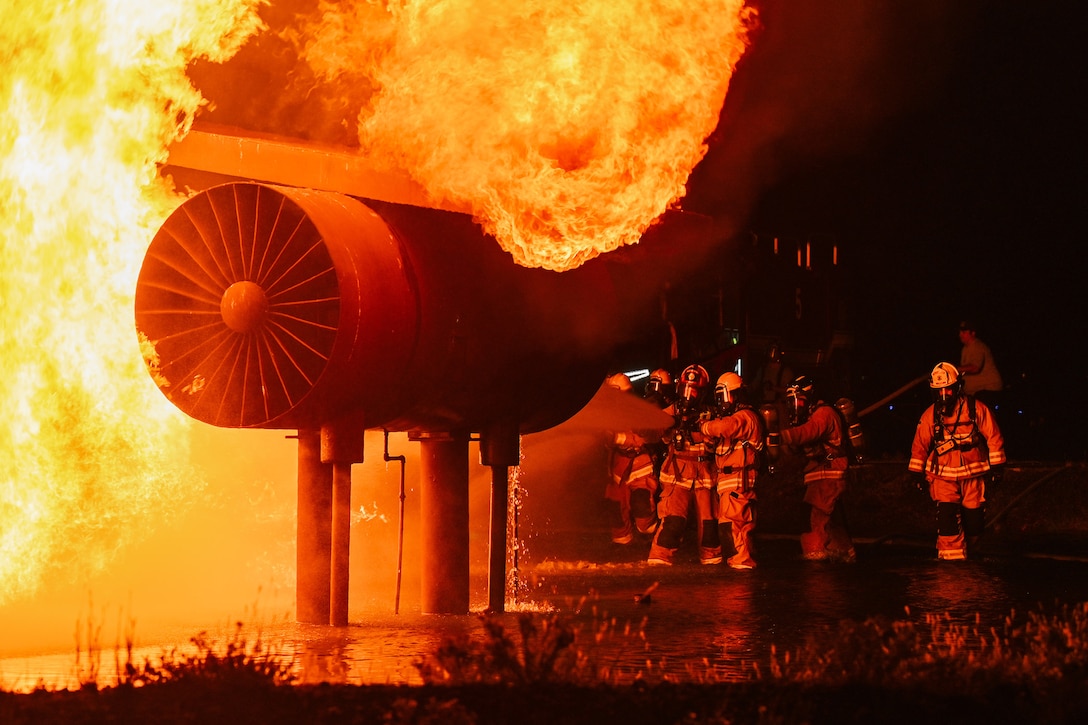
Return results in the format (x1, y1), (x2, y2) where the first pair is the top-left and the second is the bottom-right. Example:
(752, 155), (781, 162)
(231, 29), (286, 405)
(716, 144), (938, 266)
(135, 182), (616, 434)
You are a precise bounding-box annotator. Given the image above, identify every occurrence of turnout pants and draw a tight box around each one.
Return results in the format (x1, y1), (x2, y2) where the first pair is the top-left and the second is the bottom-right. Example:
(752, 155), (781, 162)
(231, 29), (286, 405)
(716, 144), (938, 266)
(800, 475), (854, 561)
(929, 477), (986, 560)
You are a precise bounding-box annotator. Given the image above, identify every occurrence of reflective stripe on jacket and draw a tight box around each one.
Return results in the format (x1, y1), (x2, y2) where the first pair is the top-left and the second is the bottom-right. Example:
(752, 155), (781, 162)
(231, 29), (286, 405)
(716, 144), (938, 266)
(781, 404), (848, 483)
(908, 396), (1005, 480)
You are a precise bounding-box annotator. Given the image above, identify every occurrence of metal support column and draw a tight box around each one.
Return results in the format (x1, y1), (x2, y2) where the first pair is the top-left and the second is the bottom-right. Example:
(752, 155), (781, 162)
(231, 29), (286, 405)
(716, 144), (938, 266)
(419, 433), (470, 614)
(296, 429), (332, 624)
(480, 423), (521, 613)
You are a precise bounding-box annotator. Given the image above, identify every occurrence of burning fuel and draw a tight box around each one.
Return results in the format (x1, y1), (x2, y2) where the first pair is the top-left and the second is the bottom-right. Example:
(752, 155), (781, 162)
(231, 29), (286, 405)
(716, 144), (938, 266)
(1, 0), (754, 611)
(301, 0), (755, 270)
(0, 0), (265, 606)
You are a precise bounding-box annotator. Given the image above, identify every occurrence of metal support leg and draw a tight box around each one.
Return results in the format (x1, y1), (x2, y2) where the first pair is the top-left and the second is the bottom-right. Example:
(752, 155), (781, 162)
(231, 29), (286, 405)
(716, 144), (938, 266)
(419, 434), (470, 614)
(296, 430), (332, 624)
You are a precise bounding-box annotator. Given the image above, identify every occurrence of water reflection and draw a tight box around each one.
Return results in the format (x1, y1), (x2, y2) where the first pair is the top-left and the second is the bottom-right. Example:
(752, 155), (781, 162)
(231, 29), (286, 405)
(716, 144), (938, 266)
(5, 543), (1088, 690)
(905, 559), (1011, 616)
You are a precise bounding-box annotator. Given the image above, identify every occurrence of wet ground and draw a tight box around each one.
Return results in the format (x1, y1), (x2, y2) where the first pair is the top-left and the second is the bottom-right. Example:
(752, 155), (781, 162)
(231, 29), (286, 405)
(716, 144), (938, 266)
(9, 536), (1086, 691)
(229, 536), (1088, 685)
(4, 461), (1087, 691)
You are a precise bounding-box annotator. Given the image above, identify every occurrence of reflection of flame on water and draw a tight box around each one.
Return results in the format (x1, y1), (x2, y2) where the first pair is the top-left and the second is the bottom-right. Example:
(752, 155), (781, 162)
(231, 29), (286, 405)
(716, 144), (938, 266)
(352, 502), (388, 525)
(301, 0), (756, 270)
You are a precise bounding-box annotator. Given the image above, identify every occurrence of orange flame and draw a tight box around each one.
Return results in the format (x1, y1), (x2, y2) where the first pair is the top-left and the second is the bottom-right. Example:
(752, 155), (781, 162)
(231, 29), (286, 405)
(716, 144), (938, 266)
(0, 1), (265, 606)
(302, 0), (756, 271)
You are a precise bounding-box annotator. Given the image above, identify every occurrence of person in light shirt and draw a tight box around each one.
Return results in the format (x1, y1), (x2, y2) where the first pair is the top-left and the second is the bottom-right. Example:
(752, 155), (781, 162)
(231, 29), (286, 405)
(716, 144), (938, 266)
(958, 320), (1003, 411)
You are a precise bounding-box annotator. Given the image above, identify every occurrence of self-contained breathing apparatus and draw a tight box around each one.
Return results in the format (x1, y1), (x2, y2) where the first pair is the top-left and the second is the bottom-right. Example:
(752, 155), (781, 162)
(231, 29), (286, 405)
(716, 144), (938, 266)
(643, 368), (673, 476)
(672, 365), (711, 452)
(834, 398), (866, 465)
(925, 362), (986, 473)
(759, 403), (781, 472)
(707, 372), (765, 492)
(782, 375), (866, 468)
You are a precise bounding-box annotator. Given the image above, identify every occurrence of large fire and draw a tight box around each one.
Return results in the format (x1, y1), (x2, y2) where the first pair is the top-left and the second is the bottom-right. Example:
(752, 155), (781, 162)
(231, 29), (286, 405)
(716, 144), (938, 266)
(302, 0), (755, 270)
(0, 0), (753, 611)
(0, 1), (265, 607)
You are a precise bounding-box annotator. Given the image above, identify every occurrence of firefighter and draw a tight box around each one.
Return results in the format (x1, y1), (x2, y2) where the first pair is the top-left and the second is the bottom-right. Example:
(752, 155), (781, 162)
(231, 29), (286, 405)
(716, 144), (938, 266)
(641, 368), (674, 485)
(909, 362), (1006, 561)
(604, 372), (661, 544)
(647, 364), (721, 565)
(644, 368), (676, 409)
(700, 372), (763, 569)
(780, 375), (856, 563)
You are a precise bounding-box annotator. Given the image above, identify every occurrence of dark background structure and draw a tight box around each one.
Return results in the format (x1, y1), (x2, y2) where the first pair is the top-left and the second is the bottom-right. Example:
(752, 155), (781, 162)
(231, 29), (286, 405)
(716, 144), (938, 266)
(683, 0), (1086, 460)
(187, 0), (1086, 461)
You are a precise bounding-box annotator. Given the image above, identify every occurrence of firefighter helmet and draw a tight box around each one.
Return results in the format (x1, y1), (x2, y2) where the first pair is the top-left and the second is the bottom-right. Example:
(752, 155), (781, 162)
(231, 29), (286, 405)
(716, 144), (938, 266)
(607, 372), (633, 393)
(677, 364), (710, 403)
(785, 374), (816, 425)
(930, 362), (962, 416)
(929, 362), (959, 389)
(714, 372), (744, 412)
(645, 368), (674, 406)
(646, 368), (671, 393)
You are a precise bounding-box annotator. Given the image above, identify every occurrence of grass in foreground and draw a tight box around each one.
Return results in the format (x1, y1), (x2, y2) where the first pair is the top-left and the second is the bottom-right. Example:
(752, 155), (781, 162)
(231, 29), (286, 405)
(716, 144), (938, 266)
(3, 602), (1088, 723)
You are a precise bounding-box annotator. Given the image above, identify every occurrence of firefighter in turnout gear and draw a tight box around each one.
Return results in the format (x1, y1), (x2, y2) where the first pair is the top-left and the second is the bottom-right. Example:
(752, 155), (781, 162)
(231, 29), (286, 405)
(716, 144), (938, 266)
(909, 362), (1006, 561)
(700, 372), (764, 569)
(642, 368), (675, 479)
(644, 368), (676, 409)
(647, 364), (722, 565)
(780, 375), (857, 562)
(604, 373), (661, 544)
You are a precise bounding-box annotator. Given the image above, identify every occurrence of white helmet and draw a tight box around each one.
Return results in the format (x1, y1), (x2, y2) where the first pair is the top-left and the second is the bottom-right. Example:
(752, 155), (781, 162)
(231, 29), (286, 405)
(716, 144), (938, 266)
(929, 362), (960, 389)
(930, 362), (962, 416)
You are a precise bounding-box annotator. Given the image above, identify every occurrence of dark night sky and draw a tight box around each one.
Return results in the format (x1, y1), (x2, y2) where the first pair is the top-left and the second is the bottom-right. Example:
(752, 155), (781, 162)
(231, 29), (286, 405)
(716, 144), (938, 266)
(671, 0), (1088, 457)
(685, 0), (1086, 409)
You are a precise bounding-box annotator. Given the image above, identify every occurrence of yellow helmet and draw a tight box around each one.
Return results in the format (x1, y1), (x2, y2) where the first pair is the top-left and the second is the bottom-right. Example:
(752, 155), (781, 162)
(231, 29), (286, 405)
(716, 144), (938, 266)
(714, 372), (744, 411)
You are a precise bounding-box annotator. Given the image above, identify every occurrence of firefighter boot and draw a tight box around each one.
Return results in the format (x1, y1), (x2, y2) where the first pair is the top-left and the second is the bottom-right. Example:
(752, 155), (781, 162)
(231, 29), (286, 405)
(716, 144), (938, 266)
(647, 516), (686, 565)
(630, 488), (659, 536)
(936, 502), (966, 560)
(699, 519), (722, 564)
(962, 507), (986, 559)
(605, 498), (633, 545)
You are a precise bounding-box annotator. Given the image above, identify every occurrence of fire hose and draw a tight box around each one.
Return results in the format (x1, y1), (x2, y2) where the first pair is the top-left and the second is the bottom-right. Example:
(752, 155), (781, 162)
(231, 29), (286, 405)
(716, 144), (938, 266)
(856, 375), (928, 418)
(986, 464), (1073, 529)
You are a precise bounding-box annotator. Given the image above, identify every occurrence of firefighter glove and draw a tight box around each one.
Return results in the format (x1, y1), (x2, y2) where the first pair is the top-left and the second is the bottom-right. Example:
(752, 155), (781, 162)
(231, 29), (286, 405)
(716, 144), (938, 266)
(989, 464), (1005, 488)
(911, 471), (928, 493)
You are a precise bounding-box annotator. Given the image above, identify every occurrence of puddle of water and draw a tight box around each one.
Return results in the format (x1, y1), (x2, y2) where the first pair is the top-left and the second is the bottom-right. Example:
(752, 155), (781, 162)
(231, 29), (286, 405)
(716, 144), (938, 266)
(5, 541), (1088, 691)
